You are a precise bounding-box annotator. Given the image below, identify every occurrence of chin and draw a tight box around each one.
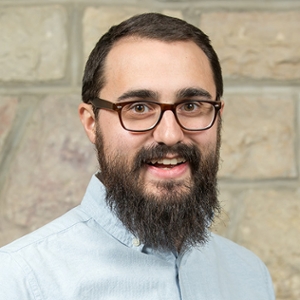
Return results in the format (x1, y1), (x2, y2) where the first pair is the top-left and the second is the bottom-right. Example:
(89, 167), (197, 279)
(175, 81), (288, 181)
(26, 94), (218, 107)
(143, 179), (192, 198)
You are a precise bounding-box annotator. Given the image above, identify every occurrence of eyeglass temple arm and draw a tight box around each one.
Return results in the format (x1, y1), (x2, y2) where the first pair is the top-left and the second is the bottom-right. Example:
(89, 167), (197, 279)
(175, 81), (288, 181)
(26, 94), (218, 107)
(90, 98), (115, 110)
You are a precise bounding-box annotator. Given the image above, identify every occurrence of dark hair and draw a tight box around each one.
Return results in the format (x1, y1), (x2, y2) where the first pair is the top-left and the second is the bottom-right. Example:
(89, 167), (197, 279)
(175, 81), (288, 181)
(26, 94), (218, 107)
(82, 13), (223, 104)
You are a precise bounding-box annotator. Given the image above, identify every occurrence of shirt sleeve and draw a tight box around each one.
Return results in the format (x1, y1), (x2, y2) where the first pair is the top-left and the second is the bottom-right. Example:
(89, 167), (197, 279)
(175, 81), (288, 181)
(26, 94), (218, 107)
(0, 252), (40, 300)
(261, 261), (276, 300)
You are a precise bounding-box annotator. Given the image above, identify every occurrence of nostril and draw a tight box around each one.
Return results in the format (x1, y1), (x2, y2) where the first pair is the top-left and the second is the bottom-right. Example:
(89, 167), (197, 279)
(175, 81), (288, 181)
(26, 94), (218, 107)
(152, 113), (185, 147)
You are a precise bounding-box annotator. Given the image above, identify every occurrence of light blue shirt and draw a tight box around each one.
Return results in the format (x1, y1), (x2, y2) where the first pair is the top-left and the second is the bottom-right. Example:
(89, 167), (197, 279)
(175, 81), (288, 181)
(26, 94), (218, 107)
(0, 175), (275, 299)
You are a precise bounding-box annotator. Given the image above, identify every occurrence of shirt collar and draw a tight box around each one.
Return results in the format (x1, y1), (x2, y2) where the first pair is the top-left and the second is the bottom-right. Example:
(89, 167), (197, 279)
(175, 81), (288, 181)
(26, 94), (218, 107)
(80, 174), (190, 262)
(81, 174), (145, 251)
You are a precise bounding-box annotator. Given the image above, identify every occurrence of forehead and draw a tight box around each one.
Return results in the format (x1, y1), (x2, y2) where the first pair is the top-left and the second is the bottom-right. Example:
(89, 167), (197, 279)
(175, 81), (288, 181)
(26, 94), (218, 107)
(101, 37), (216, 100)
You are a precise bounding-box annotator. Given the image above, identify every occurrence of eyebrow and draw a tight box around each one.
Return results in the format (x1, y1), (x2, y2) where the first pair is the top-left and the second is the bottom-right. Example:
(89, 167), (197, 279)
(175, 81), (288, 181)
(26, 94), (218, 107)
(117, 89), (159, 102)
(176, 87), (213, 100)
(116, 87), (213, 103)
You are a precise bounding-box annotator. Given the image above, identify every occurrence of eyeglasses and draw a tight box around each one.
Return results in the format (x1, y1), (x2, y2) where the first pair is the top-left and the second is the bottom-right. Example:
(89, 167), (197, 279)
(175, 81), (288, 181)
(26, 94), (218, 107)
(89, 97), (222, 132)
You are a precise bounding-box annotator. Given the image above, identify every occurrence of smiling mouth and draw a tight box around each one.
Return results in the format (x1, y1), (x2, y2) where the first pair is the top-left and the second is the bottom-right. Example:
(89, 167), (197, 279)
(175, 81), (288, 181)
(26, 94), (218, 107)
(147, 157), (187, 168)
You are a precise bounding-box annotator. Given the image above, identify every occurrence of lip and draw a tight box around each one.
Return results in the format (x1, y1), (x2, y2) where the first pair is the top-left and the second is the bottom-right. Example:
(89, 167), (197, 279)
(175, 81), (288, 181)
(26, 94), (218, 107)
(145, 161), (190, 180)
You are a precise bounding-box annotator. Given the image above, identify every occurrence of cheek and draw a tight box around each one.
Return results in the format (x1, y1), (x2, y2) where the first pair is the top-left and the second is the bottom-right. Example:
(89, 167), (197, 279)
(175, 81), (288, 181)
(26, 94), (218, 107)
(99, 110), (124, 143)
(99, 110), (151, 157)
(190, 127), (219, 153)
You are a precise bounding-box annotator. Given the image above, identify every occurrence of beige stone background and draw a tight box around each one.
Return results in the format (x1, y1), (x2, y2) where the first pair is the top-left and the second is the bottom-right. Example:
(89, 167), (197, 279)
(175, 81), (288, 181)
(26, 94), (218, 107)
(0, 0), (299, 299)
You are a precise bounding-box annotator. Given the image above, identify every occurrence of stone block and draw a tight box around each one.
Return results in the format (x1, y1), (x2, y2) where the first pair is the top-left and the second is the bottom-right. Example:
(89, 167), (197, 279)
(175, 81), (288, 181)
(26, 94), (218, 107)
(233, 188), (300, 300)
(161, 10), (183, 19)
(219, 94), (296, 179)
(82, 6), (150, 63)
(200, 11), (300, 80)
(212, 189), (243, 238)
(0, 6), (67, 82)
(213, 187), (300, 299)
(0, 217), (28, 248)
(1, 95), (97, 245)
(0, 96), (18, 155)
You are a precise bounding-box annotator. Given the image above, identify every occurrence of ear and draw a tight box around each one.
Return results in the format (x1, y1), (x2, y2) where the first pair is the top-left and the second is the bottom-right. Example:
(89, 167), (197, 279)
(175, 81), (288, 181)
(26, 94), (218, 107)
(78, 103), (96, 144)
(219, 100), (225, 117)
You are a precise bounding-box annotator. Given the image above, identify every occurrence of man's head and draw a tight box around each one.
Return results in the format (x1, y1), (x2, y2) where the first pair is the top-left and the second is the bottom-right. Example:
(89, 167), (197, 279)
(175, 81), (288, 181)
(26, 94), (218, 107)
(82, 13), (223, 105)
(79, 13), (224, 252)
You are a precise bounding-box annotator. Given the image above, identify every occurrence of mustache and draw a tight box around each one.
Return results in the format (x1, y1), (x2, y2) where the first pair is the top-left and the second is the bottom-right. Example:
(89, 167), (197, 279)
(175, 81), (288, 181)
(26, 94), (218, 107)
(133, 143), (201, 174)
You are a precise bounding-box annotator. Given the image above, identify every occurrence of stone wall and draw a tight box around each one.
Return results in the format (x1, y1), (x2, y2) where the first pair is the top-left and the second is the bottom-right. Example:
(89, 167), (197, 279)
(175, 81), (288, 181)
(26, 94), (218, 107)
(0, 1), (299, 299)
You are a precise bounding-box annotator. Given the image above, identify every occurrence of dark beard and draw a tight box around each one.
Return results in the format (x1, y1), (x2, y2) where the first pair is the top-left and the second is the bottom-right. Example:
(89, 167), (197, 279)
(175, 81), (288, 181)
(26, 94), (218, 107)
(95, 125), (221, 253)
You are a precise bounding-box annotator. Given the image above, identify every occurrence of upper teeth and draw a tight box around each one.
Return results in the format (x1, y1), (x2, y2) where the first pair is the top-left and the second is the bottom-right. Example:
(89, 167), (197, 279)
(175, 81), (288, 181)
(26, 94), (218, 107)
(150, 157), (186, 165)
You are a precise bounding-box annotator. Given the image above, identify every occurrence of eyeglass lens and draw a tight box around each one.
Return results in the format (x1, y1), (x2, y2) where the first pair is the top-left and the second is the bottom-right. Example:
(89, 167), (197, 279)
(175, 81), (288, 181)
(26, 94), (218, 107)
(120, 101), (216, 131)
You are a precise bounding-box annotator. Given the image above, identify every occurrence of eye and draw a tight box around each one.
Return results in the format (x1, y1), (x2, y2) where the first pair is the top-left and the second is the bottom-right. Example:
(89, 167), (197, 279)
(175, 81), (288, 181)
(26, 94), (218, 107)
(178, 101), (213, 116)
(123, 101), (159, 120)
(182, 102), (198, 112)
(132, 103), (149, 113)
(124, 102), (156, 115)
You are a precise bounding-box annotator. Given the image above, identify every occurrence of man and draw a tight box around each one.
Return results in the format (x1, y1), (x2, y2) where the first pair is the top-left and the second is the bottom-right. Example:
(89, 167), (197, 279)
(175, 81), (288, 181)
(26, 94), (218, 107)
(0, 13), (274, 299)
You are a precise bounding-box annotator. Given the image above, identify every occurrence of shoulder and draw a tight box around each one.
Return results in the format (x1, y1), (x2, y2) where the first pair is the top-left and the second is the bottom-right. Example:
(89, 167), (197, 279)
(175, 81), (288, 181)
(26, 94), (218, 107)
(0, 205), (92, 298)
(209, 233), (260, 260)
(0, 251), (38, 299)
(0, 205), (90, 254)
(183, 233), (275, 300)
(204, 233), (267, 271)
(190, 233), (274, 285)
(200, 233), (274, 296)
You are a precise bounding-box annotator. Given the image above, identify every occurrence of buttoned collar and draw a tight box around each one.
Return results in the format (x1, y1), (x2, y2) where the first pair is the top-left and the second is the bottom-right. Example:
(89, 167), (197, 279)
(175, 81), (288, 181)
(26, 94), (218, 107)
(81, 174), (189, 263)
(81, 174), (145, 251)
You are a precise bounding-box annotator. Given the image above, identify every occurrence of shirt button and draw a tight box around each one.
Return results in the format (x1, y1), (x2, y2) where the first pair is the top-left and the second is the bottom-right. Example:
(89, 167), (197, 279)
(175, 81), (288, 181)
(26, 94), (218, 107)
(132, 238), (140, 247)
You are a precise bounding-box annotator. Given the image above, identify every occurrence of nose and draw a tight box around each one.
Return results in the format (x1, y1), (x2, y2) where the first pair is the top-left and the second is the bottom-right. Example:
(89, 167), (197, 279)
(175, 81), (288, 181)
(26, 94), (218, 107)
(152, 110), (184, 146)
